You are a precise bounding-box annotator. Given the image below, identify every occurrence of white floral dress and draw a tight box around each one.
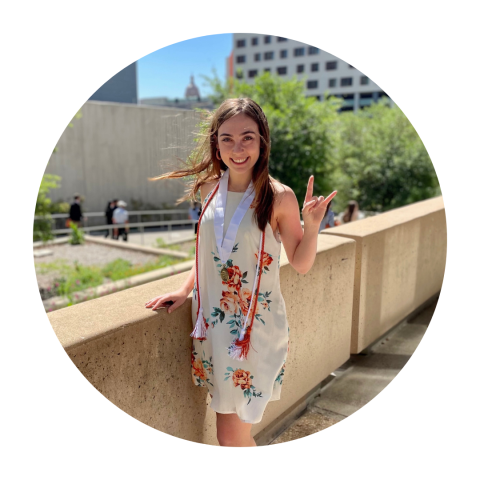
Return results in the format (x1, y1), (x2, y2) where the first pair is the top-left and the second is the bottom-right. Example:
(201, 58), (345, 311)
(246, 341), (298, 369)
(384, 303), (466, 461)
(191, 185), (289, 424)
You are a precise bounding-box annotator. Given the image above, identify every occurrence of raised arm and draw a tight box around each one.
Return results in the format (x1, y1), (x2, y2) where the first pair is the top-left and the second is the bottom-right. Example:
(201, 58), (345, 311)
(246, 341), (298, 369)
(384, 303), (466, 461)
(276, 176), (337, 275)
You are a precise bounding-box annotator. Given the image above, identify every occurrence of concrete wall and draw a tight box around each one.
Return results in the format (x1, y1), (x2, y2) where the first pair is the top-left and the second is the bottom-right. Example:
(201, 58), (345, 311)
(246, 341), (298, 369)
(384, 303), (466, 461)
(45, 101), (201, 211)
(48, 234), (356, 445)
(322, 196), (446, 353)
(46, 197), (447, 444)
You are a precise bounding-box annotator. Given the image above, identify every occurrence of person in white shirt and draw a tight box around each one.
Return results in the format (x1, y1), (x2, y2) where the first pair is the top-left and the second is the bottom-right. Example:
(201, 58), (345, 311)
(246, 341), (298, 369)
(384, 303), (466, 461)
(113, 200), (129, 241)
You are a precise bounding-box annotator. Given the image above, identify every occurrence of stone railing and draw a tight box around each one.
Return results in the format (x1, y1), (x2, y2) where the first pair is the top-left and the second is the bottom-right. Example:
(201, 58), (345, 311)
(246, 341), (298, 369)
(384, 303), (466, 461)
(47, 196), (446, 445)
(322, 196), (446, 353)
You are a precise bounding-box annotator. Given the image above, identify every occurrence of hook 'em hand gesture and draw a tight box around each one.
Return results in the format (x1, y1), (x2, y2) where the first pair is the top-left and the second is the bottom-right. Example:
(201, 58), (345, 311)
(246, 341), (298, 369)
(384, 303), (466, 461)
(302, 176), (337, 228)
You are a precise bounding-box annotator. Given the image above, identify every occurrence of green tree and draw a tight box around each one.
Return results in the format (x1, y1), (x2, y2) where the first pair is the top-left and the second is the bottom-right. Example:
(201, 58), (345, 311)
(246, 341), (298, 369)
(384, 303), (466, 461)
(332, 99), (441, 212)
(35, 108), (82, 241)
(34, 174), (61, 242)
(203, 72), (342, 201)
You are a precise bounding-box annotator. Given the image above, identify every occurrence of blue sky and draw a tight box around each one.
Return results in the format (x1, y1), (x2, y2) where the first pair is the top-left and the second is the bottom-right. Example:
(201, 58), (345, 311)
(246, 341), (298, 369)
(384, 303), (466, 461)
(137, 34), (233, 100)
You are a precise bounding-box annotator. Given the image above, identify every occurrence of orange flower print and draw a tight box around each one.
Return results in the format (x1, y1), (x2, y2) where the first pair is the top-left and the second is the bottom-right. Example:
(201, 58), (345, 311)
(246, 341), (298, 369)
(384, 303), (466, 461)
(255, 251), (273, 273)
(238, 287), (252, 316)
(225, 367), (263, 405)
(222, 265), (243, 292)
(192, 349), (214, 387)
(232, 369), (252, 390)
(220, 289), (239, 315)
(261, 301), (269, 310)
(192, 359), (207, 381)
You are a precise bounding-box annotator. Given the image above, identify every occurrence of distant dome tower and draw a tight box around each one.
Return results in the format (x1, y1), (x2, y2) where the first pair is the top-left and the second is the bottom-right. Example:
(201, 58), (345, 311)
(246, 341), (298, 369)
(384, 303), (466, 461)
(185, 75), (201, 101)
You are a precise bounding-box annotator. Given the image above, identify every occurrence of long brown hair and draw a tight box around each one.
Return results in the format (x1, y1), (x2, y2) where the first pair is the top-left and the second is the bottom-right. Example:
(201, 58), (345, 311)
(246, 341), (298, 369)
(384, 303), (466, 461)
(343, 200), (358, 223)
(151, 98), (275, 232)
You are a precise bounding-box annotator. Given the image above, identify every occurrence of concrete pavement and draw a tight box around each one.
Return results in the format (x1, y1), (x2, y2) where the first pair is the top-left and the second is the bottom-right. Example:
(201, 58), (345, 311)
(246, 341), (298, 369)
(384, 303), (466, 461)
(270, 299), (436, 444)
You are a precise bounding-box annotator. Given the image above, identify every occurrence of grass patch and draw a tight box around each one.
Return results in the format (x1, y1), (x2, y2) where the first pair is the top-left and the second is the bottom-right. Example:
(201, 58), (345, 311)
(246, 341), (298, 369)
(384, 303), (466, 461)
(155, 237), (181, 250)
(55, 262), (104, 297)
(101, 256), (184, 281)
(38, 256), (185, 305)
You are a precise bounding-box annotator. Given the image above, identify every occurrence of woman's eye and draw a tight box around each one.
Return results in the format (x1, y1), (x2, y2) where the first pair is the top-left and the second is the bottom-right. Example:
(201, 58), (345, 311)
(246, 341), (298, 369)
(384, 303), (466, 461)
(244, 136), (253, 141)
(222, 138), (231, 142)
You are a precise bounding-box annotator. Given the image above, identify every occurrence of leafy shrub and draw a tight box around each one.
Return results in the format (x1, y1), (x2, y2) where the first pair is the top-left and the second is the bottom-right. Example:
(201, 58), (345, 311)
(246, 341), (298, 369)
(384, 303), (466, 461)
(34, 174), (61, 242)
(69, 222), (85, 245)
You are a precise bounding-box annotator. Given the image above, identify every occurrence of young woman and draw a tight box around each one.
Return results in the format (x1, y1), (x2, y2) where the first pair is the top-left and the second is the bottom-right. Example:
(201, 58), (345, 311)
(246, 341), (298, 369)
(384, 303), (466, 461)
(145, 98), (336, 447)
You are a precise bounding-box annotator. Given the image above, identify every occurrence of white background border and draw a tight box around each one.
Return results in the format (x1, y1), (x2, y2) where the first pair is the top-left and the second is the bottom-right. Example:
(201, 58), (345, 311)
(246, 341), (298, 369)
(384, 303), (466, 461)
(2, 1), (479, 478)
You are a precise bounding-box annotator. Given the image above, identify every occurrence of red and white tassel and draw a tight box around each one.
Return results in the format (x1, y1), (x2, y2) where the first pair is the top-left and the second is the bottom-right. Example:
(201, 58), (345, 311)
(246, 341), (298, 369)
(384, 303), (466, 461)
(227, 231), (265, 361)
(227, 325), (252, 361)
(190, 307), (208, 341)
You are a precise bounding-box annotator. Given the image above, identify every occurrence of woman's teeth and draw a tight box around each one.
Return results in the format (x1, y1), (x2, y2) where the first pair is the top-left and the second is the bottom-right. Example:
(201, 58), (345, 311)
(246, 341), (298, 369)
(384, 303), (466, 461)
(232, 157), (248, 164)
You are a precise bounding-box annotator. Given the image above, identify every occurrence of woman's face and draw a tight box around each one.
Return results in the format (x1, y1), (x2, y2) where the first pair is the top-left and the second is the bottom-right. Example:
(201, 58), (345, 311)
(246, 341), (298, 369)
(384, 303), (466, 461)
(216, 113), (261, 176)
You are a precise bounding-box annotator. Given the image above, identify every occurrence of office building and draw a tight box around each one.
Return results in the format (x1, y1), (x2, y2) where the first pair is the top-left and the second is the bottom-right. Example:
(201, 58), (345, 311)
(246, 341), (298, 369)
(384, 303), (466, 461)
(89, 61), (138, 104)
(230, 34), (392, 111)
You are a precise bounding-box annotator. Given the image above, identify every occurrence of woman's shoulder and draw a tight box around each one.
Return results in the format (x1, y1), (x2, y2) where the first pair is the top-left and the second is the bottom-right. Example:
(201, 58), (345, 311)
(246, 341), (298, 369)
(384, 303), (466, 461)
(270, 178), (296, 210)
(200, 179), (219, 203)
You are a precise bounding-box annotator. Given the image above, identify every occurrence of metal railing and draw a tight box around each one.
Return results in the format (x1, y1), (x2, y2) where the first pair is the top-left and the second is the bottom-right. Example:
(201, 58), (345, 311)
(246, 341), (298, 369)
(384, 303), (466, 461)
(34, 209), (190, 228)
(50, 219), (198, 246)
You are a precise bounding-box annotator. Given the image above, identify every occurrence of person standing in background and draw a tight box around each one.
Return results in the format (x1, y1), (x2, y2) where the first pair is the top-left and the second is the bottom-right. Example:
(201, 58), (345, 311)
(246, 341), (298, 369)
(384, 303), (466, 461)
(318, 201), (338, 231)
(68, 194), (84, 227)
(113, 200), (129, 241)
(105, 199), (118, 238)
(189, 200), (201, 235)
(342, 200), (359, 224)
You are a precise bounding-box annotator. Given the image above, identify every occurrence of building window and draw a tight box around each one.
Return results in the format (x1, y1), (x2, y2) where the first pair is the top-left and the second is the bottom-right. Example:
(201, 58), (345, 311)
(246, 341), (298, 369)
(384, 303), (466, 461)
(251, 37), (258, 46)
(236, 39), (246, 48)
(341, 77), (353, 87)
(254, 53), (261, 62)
(280, 49), (288, 58)
(328, 78), (337, 88)
(236, 55), (246, 64)
(264, 35), (271, 44)
(308, 46), (320, 55)
(277, 66), (287, 75)
(360, 76), (369, 85)
(297, 64), (304, 73)
(236, 70), (243, 79)
(307, 80), (318, 89)
(264, 68), (271, 73)
(326, 61), (337, 70)
(277, 36), (288, 42)
(264, 51), (274, 60)
(311, 63), (319, 72)
(294, 47), (305, 57)
(248, 70), (258, 78)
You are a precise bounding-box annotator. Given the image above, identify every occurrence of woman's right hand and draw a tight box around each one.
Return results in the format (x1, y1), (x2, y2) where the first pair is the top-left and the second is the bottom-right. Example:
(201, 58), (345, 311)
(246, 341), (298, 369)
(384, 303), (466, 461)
(145, 288), (188, 314)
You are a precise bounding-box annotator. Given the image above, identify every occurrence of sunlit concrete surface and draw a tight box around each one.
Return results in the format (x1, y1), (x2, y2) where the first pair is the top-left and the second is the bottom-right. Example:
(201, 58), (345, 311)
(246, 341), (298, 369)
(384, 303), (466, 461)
(271, 299), (436, 444)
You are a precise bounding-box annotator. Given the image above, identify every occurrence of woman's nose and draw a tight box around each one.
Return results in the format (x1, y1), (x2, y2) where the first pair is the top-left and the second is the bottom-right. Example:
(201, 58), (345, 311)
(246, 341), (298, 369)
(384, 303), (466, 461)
(232, 142), (244, 153)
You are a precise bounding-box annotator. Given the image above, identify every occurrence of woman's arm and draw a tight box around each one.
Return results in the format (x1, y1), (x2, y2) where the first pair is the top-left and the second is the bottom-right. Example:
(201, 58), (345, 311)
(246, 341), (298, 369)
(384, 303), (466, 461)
(276, 176), (337, 275)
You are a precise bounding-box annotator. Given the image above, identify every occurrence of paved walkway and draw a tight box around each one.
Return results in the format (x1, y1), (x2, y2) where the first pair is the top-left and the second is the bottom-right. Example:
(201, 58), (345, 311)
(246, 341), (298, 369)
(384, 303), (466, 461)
(271, 300), (435, 444)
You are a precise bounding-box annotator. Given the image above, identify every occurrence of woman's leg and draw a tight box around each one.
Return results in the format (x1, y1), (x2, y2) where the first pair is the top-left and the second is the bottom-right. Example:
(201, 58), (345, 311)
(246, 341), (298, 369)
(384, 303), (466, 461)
(216, 413), (256, 447)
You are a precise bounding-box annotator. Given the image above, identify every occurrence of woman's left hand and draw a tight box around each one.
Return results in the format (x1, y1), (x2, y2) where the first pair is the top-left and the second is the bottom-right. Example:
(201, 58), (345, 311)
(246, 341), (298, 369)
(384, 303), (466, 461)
(302, 175), (337, 228)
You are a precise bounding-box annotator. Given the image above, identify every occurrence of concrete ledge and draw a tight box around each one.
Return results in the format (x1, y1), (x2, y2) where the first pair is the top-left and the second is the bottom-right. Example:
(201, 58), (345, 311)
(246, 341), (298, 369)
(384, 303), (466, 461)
(322, 196), (446, 353)
(48, 234), (356, 445)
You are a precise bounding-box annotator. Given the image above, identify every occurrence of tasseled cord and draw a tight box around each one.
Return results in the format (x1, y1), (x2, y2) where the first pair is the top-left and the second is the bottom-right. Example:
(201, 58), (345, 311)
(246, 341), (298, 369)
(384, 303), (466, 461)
(227, 231), (265, 361)
(190, 183), (220, 341)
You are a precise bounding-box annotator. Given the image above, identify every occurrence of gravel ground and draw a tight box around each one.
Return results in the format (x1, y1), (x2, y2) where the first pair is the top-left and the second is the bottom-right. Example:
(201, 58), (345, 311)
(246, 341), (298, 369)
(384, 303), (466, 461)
(35, 242), (160, 267)
(34, 241), (165, 291)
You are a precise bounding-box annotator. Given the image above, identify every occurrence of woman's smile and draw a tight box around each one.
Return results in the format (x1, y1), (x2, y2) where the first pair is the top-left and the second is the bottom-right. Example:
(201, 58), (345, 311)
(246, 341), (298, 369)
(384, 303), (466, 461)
(231, 156), (249, 165)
